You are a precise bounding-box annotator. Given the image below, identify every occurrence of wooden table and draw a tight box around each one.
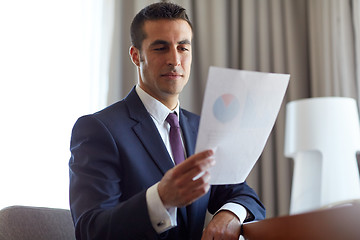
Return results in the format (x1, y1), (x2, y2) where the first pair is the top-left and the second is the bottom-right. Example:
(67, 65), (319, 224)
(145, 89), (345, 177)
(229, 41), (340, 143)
(242, 201), (360, 240)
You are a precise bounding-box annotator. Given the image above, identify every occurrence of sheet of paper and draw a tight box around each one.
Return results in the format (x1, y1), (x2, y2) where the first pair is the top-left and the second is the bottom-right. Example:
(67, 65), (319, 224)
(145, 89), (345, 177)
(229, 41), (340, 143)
(195, 66), (290, 184)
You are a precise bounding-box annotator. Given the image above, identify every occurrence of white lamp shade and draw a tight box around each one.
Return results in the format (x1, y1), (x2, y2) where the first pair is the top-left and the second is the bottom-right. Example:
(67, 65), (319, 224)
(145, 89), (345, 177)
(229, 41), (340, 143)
(284, 97), (360, 214)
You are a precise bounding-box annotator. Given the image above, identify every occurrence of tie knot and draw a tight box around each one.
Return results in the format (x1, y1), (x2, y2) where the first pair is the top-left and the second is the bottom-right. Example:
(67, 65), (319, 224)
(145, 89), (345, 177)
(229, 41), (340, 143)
(166, 113), (180, 128)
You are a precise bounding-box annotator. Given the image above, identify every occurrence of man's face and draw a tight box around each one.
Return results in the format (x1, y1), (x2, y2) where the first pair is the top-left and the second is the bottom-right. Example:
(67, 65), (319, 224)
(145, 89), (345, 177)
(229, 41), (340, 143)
(131, 19), (192, 108)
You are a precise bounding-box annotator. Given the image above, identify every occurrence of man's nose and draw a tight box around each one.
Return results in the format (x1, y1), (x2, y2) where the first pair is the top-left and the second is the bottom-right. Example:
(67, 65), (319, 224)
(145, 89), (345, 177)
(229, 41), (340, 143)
(166, 47), (181, 66)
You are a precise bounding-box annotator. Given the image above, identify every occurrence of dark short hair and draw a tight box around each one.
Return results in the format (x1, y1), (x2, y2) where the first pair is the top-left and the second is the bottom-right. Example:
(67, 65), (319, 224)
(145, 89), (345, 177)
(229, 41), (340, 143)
(130, 2), (193, 50)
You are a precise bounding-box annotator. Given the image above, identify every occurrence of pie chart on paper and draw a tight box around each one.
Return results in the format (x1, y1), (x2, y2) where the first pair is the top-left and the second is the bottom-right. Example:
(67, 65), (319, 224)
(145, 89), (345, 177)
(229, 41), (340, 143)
(213, 94), (240, 123)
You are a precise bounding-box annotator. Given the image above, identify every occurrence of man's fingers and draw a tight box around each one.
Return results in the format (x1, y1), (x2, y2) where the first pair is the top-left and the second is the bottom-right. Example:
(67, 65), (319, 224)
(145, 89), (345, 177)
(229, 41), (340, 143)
(171, 157), (215, 190)
(176, 170), (211, 192)
(175, 172), (212, 206)
(173, 171), (212, 206)
(172, 150), (215, 179)
(177, 150), (214, 172)
(158, 149), (216, 208)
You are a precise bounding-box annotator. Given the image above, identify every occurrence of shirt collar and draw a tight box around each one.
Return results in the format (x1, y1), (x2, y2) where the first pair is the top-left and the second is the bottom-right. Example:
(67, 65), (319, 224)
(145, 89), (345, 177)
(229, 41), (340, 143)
(136, 85), (180, 124)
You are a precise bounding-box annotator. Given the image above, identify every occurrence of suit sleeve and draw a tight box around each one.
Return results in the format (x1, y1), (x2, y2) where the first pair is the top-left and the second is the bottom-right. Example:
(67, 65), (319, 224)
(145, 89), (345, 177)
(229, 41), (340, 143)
(208, 182), (266, 222)
(69, 115), (157, 239)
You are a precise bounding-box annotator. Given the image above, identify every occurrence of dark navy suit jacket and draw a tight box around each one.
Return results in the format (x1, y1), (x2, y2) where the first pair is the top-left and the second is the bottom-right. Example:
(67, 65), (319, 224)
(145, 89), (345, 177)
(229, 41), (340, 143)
(69, 87), (265, 240)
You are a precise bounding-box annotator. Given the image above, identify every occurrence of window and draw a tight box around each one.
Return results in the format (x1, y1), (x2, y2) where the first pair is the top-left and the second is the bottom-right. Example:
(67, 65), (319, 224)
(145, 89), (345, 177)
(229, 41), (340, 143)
(0, 0), (106, 209)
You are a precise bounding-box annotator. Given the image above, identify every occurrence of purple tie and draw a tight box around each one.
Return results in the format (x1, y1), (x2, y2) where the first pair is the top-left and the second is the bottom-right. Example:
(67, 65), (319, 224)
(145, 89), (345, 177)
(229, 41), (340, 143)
(166, 113), (185, 165)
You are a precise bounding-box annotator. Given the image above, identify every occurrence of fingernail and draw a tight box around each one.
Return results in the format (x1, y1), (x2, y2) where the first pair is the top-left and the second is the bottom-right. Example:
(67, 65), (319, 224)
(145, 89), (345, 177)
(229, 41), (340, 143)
(193, 171), (204, 181)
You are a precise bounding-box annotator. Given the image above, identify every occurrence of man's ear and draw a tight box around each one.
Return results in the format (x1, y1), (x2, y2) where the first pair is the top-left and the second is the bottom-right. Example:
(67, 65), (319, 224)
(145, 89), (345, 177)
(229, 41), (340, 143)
(129, 46), (140, 67)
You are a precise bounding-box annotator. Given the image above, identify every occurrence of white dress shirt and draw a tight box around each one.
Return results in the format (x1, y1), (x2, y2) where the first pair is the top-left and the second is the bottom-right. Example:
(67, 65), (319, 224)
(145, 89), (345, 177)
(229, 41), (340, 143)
(135, 85), (247, 234)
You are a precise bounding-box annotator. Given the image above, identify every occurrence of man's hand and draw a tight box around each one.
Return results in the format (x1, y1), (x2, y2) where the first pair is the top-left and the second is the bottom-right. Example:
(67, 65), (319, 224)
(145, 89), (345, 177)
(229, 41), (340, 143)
(158, 150), (215, 208)
(201, 210), (241, 240)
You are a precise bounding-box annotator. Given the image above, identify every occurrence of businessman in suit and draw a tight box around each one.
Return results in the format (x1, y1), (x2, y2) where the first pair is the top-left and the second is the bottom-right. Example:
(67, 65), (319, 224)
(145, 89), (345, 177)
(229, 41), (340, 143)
(69, 2), (265, 239)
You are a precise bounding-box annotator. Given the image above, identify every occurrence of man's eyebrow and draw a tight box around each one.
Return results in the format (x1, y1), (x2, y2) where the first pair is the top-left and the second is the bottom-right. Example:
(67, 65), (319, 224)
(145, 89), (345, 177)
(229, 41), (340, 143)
(178, 39), (191, 45)
(149, 40), (169, 46)
(149, 39), (191, 47)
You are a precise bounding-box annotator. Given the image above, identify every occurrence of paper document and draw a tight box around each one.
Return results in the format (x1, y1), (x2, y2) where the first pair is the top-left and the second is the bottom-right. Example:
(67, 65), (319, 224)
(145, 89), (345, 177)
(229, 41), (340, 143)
(195, 66), (290, 184)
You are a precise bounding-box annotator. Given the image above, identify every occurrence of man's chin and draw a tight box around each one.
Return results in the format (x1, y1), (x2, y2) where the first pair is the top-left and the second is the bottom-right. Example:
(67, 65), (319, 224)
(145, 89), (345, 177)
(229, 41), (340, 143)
(162, 87), (184, 96)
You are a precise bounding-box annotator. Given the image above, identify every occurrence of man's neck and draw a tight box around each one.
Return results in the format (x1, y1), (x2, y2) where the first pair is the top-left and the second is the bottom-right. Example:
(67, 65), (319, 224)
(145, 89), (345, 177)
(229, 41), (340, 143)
(138, 85), (179, 110)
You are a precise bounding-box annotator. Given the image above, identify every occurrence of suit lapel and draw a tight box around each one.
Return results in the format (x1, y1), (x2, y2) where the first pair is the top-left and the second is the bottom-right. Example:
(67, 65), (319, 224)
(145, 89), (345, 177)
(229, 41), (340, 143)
(179, 110), (197, 157)
(125, 88), (174, 175)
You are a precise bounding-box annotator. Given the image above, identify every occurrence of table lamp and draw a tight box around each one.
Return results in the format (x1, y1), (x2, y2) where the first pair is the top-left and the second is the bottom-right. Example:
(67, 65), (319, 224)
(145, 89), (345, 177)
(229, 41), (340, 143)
(284, 97), (360, 214)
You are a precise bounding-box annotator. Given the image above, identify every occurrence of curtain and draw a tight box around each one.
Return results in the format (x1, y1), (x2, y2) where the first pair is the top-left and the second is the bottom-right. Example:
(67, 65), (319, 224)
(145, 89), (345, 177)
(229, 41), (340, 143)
(308, 0), (358, 98)
(106, 0), (360, 218)
(353, 0), (360, 112)
(107, 0), (162, 105)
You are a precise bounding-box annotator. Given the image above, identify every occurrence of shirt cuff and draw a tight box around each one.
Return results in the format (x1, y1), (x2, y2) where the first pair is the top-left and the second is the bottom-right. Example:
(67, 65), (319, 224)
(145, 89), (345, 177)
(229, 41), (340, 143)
(146, 182), (177, 233)
(218, 203), (248, 224)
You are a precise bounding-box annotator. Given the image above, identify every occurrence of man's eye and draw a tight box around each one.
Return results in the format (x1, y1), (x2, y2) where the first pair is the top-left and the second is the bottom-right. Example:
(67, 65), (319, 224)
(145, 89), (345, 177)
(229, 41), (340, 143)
(154, 47), (166, 51)
(179, 47), (189, 51)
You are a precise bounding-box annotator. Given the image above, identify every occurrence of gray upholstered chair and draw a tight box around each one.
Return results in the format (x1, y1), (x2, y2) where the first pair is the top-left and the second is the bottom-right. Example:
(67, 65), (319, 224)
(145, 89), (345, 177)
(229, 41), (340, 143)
(0, 205), (75, 240)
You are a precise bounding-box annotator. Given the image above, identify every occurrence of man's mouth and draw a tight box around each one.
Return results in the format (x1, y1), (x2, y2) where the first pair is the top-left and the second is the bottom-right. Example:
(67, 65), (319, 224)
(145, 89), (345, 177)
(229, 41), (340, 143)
(161, 72), (183, 78)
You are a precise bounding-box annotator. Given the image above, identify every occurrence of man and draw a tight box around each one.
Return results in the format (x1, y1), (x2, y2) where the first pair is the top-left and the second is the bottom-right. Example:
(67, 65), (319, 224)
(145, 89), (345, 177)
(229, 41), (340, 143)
(69, 2), (265, 240)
